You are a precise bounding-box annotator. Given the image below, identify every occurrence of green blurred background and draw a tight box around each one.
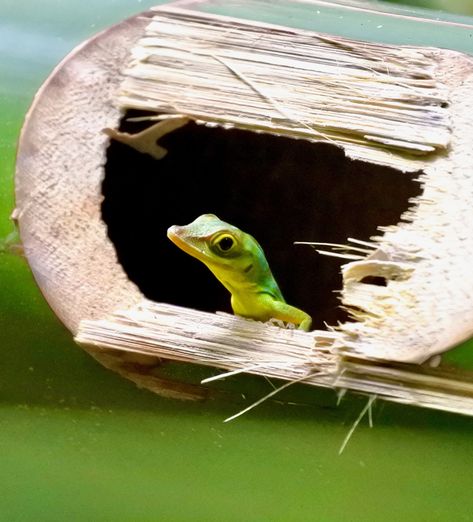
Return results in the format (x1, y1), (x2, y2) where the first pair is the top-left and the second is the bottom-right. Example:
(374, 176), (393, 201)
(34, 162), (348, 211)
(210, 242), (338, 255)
(387, 0), (473, 15)
(2, 1), (473, 521)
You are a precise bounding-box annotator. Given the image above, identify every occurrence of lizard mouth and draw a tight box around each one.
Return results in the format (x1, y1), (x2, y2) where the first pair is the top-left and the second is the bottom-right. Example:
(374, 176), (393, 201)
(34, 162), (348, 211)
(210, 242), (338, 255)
(167, 226), (208, 262)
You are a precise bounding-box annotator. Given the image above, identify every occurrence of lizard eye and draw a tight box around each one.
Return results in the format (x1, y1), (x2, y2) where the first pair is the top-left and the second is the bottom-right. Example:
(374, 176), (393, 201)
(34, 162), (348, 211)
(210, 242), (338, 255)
(213, 234), (236, 253)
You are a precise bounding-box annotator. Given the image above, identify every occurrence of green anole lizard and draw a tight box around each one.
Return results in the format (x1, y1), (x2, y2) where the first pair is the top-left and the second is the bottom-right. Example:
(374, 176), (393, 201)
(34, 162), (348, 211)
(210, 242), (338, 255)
(167, 214), (312, 331)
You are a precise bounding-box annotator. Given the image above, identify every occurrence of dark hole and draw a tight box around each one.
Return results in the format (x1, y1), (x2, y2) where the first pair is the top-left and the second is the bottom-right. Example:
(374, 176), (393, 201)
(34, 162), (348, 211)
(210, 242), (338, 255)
(102, 111), (423, 330)
(359, 276), (388, 287)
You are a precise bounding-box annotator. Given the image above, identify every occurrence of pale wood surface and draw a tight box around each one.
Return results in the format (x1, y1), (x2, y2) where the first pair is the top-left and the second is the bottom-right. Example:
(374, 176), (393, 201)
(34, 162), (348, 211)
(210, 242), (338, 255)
(15, 2), (473, 405)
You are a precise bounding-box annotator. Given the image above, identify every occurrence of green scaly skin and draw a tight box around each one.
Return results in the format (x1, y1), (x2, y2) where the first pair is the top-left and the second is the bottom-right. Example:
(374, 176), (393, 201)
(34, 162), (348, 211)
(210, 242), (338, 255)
(167, 214), (312, 331)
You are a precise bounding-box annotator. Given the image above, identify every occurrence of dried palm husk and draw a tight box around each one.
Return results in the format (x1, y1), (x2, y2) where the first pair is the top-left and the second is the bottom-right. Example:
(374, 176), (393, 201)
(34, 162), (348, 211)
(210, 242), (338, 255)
(15, 1), (473, 413)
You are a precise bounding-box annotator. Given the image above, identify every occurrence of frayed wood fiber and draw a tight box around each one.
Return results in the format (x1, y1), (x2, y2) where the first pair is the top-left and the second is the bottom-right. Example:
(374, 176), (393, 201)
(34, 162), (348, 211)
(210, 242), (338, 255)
(109, 5), (473, 364)
(76, 300), (473, 417)
(15, 2), (473, 409)
(117, 5), (450, 170)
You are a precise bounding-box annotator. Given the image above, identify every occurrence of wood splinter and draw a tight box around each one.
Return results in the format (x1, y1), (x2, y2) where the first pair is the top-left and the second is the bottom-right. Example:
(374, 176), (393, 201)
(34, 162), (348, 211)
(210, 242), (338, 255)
(103, 115), (190, 160)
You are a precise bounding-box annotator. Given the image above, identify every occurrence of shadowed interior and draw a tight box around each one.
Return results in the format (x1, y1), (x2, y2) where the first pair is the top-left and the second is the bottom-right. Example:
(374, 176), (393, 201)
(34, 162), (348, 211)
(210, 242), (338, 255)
(102, 111), (423, 330)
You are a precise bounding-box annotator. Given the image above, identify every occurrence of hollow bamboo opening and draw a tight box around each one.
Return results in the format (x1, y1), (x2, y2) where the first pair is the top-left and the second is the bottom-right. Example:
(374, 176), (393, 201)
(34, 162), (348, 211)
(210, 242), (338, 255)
(102, 111), (423, 329)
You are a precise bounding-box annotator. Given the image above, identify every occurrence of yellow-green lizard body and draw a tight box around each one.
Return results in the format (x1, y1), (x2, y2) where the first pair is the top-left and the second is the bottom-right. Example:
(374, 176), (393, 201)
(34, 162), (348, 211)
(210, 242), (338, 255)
(167, 214), (312, 331)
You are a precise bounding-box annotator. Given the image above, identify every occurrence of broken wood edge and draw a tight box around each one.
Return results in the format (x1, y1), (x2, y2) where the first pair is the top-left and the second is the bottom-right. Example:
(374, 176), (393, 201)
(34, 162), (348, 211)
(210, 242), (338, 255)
(117, 4), (453, 172)
(338, 50), (473, 362)
(75, 299), (473, 417)
(110, 6), (473, 364)
(14, 4), (473, 402)
(14, 14), (195, 398)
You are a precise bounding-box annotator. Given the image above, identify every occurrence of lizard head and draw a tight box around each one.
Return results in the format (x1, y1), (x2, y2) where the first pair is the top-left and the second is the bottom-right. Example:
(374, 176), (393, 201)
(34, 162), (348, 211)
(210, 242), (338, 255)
(167, 214), (267, 284)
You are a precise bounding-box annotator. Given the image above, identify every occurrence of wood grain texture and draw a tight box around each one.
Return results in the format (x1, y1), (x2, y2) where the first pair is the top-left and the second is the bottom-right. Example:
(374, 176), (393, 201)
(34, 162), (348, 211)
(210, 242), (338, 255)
(117, 5), (451, 170)
(15, 13), (208, 400)
(14, 2), (473, 405)
(76, 300), (473, 416)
